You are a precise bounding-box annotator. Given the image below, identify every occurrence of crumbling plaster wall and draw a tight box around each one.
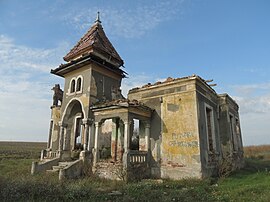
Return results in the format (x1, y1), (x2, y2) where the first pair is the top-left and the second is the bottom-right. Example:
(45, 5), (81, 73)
(128, 78), (202, 179)
(91, 68), (122, 103)
(161, 89), (201, 179)
(60, 61), (123, 118)
(50, 106), (61, 152)
(218, 95), (232, 154)
(218, 94), (244, 169)
(196, 82), (221, 177)
(58, 63), (122, 151)
(61, 65), (92, 120)
(128, 88), (163, 177)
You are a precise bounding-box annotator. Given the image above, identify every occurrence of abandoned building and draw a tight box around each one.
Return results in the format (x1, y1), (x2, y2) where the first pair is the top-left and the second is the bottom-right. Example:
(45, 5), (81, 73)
(31, 13), (244, 180)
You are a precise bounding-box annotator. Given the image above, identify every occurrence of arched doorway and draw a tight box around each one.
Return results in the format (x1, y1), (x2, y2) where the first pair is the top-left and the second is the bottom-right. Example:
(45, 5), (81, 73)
(62, 99), (85, 151)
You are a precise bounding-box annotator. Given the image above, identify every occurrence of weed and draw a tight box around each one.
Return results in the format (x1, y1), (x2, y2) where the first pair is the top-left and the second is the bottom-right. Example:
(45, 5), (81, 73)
(1, 142), (270, 201)
(218, 152), (233, 178)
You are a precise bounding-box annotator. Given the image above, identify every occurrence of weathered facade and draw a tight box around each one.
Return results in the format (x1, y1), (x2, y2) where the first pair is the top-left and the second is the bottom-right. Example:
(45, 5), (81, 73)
(31, 13), (244, 180)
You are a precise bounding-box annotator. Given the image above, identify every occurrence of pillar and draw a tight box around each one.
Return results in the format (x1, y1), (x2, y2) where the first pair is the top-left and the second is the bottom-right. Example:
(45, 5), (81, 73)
(58, 122), (67, 152)
(82, 119), (91, 151)
(145, 122), (151, 151)
(87, 121), (94, 151)
(111, 118), (119, 161)
(63, 124), (70, 151)
(123, 120), (131, 168)
(117, 120), (124, 161)
(47, 120), (53, 149)
(93, 121), (101, 166)
(124, 121), (131, 153)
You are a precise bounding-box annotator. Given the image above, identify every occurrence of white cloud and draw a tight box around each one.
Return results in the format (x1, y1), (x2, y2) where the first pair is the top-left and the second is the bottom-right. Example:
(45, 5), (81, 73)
(121, 74), (151, 97)
(0, 35), (69, 72)
(230, 83), (270, 145)
(64, 0), (185, 38)
(232, 83), (270, 114)
(240, 113), (270, 146)
(121, 74), (165, 97)
(0, 34), (163, 141)
(0, 35), (67, 141)
(233, 83), (270, 97)
(234, 95), (270, 114)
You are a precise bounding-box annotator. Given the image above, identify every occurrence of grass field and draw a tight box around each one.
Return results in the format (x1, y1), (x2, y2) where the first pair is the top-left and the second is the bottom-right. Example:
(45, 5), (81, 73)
(0, 142), (270, 201)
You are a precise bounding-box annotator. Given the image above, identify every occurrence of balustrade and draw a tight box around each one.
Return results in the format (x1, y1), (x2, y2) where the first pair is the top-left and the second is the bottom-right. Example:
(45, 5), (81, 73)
(127, 151), (148, 166)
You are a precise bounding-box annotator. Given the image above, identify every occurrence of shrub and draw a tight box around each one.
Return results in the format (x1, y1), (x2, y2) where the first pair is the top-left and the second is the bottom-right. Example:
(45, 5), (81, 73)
(218, 153), (233, 178)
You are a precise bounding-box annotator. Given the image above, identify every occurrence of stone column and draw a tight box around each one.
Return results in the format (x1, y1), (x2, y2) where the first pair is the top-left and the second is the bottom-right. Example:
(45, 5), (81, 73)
(47, 120), (53, 149)
(63, 127), (70, 151)
(82, 119), (91, 151)
(87, 121), (94, 151)
(58, 122), (67, 152)
(124, 121), (131, 153)
(123, 120), (131, 168)
(93, 121), (101, 166)
(145, 122), (151, 151)
(111, 118), (119, 161)
(117, 120), (124, 161)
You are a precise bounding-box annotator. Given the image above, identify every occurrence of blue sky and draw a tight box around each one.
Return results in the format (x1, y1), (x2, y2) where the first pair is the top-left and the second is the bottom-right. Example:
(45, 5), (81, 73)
(0, 0), (269, 145)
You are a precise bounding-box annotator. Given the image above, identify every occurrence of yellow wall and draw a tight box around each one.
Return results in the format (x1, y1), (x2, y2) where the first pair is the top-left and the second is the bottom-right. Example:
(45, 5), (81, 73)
(160, 90), (202, 179)
(161, 91), (200, 167)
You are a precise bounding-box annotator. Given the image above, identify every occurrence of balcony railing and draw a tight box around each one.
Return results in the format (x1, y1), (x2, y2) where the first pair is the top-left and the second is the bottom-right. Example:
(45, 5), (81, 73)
(40, 149), (59, 160)
(127, 150), (148, 166)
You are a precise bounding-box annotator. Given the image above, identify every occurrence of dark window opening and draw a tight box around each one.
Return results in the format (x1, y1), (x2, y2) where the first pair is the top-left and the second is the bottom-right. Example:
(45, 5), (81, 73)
(71, 79), (76, 93)
(74, 117), (83, 150)
(206, 107), (214, 152)
(131, 119), (139, 150)
(76, 78), (82, 92)
(229, 114), (236, 151)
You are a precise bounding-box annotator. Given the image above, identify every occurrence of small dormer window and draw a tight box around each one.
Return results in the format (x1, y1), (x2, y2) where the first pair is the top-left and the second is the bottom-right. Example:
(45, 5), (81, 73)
(76, 77), (82, 92)
(70, 79), (76, 93)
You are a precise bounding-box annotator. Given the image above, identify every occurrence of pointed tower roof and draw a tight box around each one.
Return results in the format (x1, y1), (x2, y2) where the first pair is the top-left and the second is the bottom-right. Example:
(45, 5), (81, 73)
(63, 12), (123, 68)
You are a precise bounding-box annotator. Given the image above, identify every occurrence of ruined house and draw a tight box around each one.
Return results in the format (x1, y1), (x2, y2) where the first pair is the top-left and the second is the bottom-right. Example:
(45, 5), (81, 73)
(31, 13), (244, 180)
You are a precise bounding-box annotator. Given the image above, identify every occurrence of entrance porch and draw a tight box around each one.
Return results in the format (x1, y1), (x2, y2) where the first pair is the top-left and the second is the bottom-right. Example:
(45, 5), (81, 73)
(90, 99), (153, 180)
(33, 100), (153, 181)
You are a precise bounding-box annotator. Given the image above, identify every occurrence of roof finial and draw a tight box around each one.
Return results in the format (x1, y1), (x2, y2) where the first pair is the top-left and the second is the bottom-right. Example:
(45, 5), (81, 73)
(95, 11), (101, 24)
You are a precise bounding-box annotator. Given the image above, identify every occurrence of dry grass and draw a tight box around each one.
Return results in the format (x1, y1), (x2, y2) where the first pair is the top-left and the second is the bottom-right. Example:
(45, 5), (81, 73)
(0, 141), (46, 160)
(1, 142), (270, 201)
(244, 145), (270, 160)
(0, 141), (46, 178)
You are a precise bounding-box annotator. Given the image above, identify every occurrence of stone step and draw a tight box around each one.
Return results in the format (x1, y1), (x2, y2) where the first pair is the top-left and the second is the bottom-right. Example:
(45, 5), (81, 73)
(96, 165), (108, 168)
(46, 161), (73, 173)
(95, 163), (122, 173)
(97, 162), (121, 166)
(46, 169), (59, 173)
(58, 161), (72, 166)
(52, 165), (66, 170)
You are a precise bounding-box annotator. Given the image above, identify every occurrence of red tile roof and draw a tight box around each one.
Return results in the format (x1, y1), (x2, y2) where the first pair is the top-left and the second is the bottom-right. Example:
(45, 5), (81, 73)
(63, 21), (123, 67)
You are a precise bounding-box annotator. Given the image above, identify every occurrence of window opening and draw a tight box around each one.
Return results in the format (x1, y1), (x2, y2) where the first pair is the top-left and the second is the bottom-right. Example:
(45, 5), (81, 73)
(74, 117), (83, 150)
(131, 119), (139, 150)
(100, 119), (112, 159)
(70, 79), (76, 93)
(229, 114), (236, 151)
(76, 77), (82, 92)
(206, 107), (214, 152)
(235, 118), (241, 150)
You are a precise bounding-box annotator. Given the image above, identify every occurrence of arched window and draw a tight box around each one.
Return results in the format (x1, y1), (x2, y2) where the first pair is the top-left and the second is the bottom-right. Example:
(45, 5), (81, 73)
(76, 77), (82, 92)
(70, 79), (76, 93)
